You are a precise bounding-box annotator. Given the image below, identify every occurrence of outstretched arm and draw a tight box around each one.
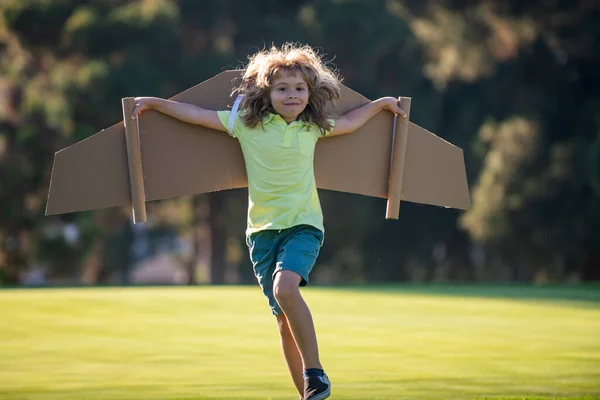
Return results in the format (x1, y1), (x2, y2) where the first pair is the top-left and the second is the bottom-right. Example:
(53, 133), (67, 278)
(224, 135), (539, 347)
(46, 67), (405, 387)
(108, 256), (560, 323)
(328, 97), (406, 137)
(131, 97), (227, 133)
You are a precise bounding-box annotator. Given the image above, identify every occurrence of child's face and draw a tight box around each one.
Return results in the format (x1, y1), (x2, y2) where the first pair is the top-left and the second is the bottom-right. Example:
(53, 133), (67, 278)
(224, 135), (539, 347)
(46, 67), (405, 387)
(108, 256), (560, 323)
(269, 70), (309, 123)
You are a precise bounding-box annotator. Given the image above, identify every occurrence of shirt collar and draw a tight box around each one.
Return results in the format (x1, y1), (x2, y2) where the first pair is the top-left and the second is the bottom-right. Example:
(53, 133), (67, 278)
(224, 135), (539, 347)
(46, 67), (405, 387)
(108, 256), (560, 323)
(264, 113), (310, 127)
(263, 113), (276, 125)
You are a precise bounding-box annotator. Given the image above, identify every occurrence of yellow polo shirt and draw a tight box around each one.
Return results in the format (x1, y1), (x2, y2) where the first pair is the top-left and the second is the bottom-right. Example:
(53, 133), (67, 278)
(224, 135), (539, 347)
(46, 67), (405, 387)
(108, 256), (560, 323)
(217, 111), (334, 237)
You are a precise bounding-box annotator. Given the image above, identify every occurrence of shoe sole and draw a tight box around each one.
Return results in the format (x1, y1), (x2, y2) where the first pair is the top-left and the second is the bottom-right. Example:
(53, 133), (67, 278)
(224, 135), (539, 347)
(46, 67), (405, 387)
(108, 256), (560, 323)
(307, 387), (330, 400)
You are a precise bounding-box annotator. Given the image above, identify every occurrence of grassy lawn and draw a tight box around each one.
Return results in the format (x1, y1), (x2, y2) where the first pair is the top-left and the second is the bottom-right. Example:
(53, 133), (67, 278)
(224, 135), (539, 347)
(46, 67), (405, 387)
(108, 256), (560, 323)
(0, 284), (598, 400)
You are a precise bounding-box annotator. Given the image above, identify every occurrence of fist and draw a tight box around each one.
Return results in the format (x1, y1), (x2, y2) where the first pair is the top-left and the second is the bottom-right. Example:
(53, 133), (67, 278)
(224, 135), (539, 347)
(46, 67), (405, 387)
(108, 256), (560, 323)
(384, 97), (407, 118)
(130, 97), (152, 119)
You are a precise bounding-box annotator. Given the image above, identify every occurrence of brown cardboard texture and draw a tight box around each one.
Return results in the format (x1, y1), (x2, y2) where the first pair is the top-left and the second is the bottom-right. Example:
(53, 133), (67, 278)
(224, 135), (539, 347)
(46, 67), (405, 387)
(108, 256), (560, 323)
(46, 70), (470, 222)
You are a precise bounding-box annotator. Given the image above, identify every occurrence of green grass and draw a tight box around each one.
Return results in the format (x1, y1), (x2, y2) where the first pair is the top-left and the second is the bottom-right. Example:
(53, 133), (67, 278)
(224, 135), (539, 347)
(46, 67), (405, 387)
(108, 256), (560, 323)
(0, 284), (599, 400)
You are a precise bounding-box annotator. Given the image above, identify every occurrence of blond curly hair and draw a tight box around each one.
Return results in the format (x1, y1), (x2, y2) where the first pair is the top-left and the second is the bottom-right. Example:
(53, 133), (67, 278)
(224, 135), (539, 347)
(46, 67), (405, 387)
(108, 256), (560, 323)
(235, 43), (342, 133)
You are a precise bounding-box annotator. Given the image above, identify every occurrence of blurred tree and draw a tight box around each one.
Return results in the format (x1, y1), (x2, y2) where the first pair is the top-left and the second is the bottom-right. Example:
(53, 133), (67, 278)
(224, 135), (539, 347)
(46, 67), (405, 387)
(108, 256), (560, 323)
(0, 0), (190, 284)
(400, 0), (600, 280)
(1, 0), (598, 285)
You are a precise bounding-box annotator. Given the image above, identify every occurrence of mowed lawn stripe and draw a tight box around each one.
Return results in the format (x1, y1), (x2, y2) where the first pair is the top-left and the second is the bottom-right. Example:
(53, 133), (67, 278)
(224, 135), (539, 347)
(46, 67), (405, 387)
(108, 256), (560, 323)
(0, 285), (598, 400)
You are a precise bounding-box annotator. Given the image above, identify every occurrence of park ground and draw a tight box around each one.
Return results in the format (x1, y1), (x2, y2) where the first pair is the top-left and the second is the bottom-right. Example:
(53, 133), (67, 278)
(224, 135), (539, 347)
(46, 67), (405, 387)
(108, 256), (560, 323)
(1, 284), (599, 400)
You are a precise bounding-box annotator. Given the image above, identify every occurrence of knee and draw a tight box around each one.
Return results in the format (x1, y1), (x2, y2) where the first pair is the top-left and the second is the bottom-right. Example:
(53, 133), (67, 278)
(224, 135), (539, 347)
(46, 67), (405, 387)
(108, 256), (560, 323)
(273, 274), (299, 304)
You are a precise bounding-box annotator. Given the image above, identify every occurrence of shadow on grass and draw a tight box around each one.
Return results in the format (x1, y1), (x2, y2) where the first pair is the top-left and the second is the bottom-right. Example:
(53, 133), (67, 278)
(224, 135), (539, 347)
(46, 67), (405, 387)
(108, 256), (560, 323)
(321, 283), (600, 305)
(474, 397), (600, 400)
(1, 282), (599, 306)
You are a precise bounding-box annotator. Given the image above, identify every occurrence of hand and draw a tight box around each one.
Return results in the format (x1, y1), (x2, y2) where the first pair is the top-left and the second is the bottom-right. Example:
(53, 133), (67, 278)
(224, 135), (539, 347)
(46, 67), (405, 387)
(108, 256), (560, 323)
(130, 97), (154, 119)
(382, 97), (407, 118)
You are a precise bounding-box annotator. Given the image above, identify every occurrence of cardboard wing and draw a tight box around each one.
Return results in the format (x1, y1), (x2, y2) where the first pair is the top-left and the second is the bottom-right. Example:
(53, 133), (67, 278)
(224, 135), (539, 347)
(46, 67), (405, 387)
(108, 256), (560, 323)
(45, 70), (470, 223)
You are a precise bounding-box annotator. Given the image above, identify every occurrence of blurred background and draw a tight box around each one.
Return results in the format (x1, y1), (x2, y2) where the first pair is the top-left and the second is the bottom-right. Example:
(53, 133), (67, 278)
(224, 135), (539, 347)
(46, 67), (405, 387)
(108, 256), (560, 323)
(0, 0), (598, 288)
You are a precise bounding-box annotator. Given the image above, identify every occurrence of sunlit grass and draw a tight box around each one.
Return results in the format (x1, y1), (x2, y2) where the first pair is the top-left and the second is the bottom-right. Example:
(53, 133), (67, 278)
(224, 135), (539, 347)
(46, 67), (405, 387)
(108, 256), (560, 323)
(0, 285), (598, 399)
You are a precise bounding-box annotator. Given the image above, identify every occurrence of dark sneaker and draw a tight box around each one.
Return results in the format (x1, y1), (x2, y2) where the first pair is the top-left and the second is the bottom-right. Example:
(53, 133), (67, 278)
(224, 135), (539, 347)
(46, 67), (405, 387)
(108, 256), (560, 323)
(303, 373), (331, 400)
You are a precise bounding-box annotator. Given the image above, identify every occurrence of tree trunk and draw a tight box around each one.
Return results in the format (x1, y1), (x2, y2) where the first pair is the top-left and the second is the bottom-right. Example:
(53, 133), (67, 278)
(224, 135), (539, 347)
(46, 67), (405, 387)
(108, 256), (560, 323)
(0, 229), (26, 285)
(208, 191), (228, 284)
(185, 196), (211, 285)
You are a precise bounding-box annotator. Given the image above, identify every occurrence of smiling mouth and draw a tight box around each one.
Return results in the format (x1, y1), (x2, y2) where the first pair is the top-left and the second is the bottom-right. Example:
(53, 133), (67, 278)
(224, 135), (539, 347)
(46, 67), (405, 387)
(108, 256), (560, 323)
(284, 103), (301, 106)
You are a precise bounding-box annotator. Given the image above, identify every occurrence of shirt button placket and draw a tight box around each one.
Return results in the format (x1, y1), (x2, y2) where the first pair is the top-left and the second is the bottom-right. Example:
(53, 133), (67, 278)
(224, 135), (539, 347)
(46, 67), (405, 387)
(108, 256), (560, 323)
(282, 123), (292, 147)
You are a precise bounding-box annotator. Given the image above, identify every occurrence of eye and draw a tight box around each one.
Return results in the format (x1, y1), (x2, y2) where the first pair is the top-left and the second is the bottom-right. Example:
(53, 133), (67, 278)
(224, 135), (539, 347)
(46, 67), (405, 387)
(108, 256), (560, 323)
(278, 87), (286, 92)
(297, 87), (305, 91)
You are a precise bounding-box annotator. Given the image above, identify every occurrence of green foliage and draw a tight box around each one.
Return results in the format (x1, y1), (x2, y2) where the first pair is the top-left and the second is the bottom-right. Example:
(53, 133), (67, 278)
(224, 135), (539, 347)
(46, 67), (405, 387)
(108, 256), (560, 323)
(0, 0), (598, 284)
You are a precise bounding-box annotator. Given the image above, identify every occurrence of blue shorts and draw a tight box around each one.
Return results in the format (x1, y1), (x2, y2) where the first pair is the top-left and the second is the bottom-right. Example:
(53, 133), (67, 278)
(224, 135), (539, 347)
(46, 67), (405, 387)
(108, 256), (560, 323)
(246, 224), (324, 316)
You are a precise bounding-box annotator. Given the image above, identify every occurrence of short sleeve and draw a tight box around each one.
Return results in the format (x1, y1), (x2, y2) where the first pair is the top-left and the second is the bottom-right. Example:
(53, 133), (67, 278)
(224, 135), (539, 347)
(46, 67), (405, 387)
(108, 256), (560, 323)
(322, 118), (336, 137)
(216, 110), (241, 138)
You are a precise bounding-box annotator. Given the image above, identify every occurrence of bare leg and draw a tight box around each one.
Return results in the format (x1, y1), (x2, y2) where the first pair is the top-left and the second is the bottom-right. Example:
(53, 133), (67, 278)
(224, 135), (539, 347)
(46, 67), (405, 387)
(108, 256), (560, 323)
(273, 270), (322, 370)
(276, 314), (304, 397)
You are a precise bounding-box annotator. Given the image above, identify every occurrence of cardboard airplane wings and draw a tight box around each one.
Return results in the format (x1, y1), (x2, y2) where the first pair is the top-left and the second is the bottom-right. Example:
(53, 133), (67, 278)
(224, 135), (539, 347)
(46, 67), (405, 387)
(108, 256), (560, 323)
(45, 70), (470, 223)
